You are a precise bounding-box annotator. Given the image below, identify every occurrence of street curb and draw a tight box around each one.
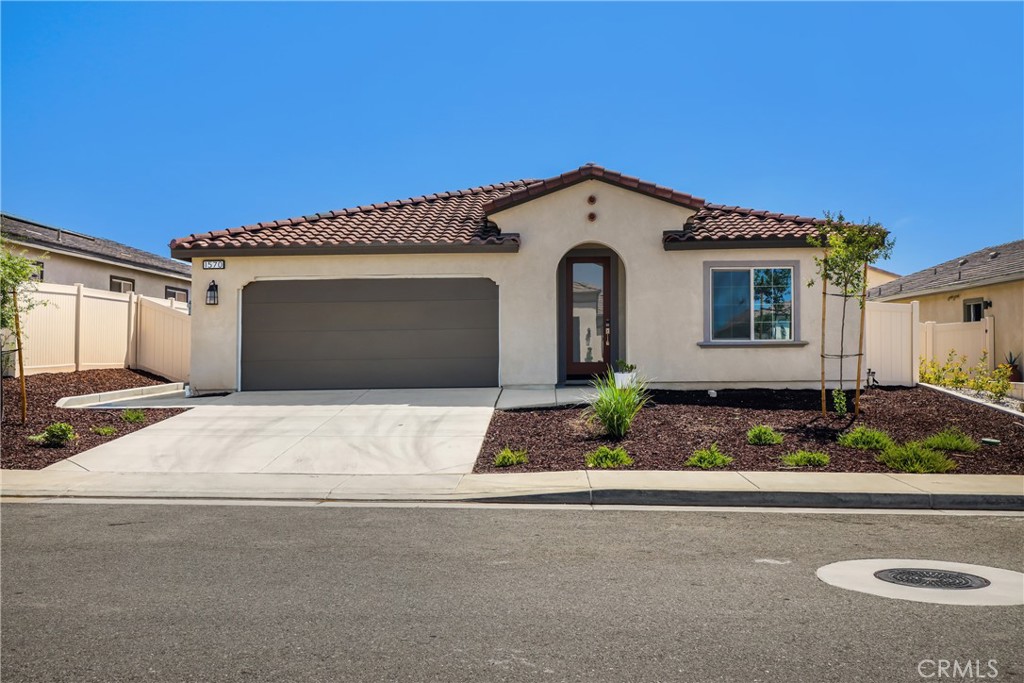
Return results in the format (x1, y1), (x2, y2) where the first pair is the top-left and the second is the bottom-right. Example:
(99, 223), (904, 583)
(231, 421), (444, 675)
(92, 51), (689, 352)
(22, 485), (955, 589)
(2, 489), (1021, 510)
(469, 489), (1024, 511)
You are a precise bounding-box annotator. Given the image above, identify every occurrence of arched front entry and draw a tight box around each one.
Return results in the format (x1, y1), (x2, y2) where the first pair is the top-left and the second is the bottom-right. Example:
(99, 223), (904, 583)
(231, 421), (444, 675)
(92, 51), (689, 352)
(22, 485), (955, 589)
(557, 244), (626, 382)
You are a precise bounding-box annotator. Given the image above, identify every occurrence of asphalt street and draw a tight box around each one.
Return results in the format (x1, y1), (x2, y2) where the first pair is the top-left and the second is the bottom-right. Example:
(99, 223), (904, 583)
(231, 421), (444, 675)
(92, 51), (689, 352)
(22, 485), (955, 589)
(2, 503), (1022, 683)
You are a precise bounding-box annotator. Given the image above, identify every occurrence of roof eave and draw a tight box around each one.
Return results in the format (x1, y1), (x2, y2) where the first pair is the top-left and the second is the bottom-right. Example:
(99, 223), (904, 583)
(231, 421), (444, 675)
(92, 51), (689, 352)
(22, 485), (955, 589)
(170, 239), (521, 259)
(5, 236), (192, 280)
(870, 272), (1024, 301)
(663, 233), (816, 251)
(483, 174), (705, 216)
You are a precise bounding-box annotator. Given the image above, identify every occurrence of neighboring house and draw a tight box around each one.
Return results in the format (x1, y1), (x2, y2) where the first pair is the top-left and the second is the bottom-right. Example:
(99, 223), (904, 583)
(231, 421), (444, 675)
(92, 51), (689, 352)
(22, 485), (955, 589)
(170, 163), (865, 393)
(1, 213), (191, 301)
(869, 240), (1023, 365)
(867, 265), (900, 290)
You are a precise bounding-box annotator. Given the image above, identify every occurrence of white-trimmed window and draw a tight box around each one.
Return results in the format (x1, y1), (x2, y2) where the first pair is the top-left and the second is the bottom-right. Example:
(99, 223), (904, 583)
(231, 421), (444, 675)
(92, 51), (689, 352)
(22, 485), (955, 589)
(710, 267), (794, 341)
(963, 298), (984, 322)
(110, 276), (135, 293)
(165, 286), (189, 303)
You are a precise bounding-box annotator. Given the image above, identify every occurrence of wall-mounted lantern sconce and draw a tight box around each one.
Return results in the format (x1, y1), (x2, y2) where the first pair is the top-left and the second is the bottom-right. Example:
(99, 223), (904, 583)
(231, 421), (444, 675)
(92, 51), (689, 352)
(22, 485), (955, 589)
(983, 300), (993, 310)
(206, 280), (219, 305)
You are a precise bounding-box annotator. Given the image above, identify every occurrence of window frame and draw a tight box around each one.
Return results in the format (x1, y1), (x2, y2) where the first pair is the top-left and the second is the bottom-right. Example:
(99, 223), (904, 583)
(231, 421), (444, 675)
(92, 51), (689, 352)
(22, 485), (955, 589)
(30, 261), (44, 281)
(109, 275), (135, 293)
(963, 298), (984, 323)
(701, 260), (806, 347)
(164, 286), (189, 303)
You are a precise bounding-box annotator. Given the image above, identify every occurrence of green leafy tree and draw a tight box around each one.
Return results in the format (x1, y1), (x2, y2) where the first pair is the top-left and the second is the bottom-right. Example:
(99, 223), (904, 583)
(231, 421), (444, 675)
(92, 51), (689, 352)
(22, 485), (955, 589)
(1, 235), (44, 420)
(807, 212), (894, 416)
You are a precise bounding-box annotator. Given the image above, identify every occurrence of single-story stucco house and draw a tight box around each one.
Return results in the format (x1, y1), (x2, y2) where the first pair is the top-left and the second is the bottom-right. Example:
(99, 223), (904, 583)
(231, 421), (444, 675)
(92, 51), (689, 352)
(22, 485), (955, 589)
(869, 239), (1023, 366)
(170, 164), (864, 393)
(2, 213), (192, 301)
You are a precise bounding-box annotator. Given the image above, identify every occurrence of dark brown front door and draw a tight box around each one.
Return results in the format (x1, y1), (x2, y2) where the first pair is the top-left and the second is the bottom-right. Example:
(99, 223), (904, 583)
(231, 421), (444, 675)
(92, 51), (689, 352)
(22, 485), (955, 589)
(565, 256), (612, 378)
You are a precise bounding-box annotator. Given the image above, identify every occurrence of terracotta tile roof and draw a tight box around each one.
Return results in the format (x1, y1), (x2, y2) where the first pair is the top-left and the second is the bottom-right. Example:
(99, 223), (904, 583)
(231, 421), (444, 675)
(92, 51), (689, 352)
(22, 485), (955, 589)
(869, 239), (1024, 299)
(169, 164), (830, 256)
(663, 204), (824, 246)
(169, 180), (536, 255)
(2, 213), (191, 278)
(481, 163), (705, 214)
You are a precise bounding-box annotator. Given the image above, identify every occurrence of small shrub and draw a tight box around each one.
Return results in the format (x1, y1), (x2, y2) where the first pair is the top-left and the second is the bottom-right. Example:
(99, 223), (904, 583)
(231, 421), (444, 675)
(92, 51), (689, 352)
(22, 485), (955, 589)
(121, 408), (146, 424)
(614, 359), (637, 373)
(747, 425), (783, 446)
(91, 426), (117, 437)
(877, 442), (957, 474)
(583, 370), (649, 438)
(584, 445), (634, 469)
(782, 450), (830, 468)
(832, 388), (848, 417)
(685, 443), (733, 469)
(918, 427), (979, 453)
(28, 422), (78, 447)
(837, 426), (894, 451)
(493, 447), (528, 467)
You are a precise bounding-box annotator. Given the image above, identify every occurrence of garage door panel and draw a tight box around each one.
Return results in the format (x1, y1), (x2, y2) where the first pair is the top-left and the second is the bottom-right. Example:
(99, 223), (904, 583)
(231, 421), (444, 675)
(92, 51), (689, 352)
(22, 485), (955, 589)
(243, 299), (498, 333)
(242, 357), (498, 391)
(245, 278), (498, 304)
(243, 328), (498, 362)
(241, 278), (499, 390)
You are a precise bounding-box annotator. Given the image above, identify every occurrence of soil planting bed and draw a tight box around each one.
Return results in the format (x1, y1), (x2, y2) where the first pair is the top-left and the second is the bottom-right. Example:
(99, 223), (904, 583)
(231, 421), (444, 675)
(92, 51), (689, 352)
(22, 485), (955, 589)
(2, 369), (185, 470)
(476, 386), (1024, 474)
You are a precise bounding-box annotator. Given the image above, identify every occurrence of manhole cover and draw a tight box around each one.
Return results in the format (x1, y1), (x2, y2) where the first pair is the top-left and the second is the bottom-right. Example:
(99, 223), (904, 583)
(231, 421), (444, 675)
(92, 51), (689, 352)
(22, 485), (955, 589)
(873, 568), (991, 590)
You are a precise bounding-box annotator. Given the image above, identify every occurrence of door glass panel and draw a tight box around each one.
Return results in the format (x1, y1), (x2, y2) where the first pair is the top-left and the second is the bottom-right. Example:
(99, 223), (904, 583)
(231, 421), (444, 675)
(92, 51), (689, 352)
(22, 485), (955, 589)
(570, 262), (605, 363)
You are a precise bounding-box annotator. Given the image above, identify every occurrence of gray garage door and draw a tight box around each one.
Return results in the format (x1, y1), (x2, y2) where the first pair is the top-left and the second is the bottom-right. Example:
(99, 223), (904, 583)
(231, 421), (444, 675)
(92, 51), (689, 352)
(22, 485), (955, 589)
(241, 278), (499, 391)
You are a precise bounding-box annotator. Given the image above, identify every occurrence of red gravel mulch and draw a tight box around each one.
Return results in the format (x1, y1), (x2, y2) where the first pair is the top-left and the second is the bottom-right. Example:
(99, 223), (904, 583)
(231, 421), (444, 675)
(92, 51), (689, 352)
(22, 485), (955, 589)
(2, 369), (186, 470)
(476, 387), (1024, 475)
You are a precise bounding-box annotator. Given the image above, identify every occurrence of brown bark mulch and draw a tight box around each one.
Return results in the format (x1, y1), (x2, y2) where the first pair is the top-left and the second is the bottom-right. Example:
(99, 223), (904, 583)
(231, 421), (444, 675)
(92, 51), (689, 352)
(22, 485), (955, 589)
(1, 369), (186, 470)
(476, 387), (1024, 475)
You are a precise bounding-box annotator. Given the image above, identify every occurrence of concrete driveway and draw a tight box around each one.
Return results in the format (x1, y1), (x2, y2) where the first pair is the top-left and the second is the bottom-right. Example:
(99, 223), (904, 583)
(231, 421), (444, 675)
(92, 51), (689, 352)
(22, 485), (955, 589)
(50, 388), (499, 475)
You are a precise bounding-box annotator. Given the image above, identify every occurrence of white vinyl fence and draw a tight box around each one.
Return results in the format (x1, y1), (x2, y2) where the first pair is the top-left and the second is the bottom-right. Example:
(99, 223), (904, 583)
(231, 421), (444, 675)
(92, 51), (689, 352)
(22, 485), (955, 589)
(6, 282), (190, 382)
(864, 300), (920, 386)
(864, 299), (995, 387)
(921, 318), (994, 372)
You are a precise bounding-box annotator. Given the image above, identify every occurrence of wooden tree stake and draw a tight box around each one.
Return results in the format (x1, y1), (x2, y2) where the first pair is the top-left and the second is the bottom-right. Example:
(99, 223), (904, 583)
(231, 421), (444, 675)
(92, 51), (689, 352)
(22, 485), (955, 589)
(12, 288), (27, 424)
(820, 261), (829, 417)
(854, 261), (868, 417)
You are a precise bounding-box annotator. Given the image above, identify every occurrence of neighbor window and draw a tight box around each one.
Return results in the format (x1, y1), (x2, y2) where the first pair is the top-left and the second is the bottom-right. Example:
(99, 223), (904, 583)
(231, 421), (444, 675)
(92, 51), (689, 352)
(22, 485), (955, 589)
(30, 261), (44, 281)
(165, 286), (189, 303)
(711, 267), (794, 341)
(963, 298), (984, 322)
(110, 276), (135, 293)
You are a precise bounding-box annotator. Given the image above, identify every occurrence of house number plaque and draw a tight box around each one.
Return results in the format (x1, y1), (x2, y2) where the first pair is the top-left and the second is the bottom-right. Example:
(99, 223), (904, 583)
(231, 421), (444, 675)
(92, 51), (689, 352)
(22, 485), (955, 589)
(202, 260), (226, 270)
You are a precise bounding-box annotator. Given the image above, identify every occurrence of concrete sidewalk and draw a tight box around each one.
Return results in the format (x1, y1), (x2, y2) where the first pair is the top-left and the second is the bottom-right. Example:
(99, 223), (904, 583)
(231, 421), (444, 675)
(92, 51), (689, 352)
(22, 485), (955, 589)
(2, 469), (1021, 510)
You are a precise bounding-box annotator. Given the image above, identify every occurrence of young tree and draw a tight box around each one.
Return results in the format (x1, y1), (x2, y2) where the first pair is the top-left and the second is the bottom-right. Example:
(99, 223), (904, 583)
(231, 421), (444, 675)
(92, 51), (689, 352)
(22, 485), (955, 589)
(1, 235), (44, 423)
(807, 213), (894, 417)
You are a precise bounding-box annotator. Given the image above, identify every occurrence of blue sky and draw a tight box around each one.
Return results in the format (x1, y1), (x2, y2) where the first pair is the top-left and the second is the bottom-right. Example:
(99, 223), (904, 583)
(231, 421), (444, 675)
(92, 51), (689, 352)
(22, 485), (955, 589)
(2, 2), (1022, 275)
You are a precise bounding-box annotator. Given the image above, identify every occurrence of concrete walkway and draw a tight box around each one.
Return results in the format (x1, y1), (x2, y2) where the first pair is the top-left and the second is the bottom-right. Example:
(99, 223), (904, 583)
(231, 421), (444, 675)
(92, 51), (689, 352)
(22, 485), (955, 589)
(2, 469), (1021, 510)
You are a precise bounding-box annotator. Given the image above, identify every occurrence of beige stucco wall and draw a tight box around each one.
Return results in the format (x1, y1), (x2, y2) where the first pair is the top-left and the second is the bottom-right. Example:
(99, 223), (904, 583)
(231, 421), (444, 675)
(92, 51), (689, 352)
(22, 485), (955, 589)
(887, 280), (1023, 364)
(866, 266), (899, 290)
(188, 179), (862, 391)
(11, 243), (191, 301)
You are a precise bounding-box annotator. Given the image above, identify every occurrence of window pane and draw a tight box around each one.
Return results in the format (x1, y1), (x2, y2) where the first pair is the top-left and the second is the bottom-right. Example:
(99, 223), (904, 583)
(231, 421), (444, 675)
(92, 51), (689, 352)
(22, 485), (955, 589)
(712, 270), (751, 340)
(753, 268), (792, 340)
(570, 262), (606, 363)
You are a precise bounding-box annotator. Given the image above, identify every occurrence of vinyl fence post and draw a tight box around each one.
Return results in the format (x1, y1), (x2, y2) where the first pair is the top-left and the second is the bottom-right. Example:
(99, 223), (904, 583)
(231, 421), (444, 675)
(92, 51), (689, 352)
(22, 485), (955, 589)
(74, 283), (84, 372)
(910, 301), (921, 386)
(126, 292), (138, 369)
(985, 315), (995, 369)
